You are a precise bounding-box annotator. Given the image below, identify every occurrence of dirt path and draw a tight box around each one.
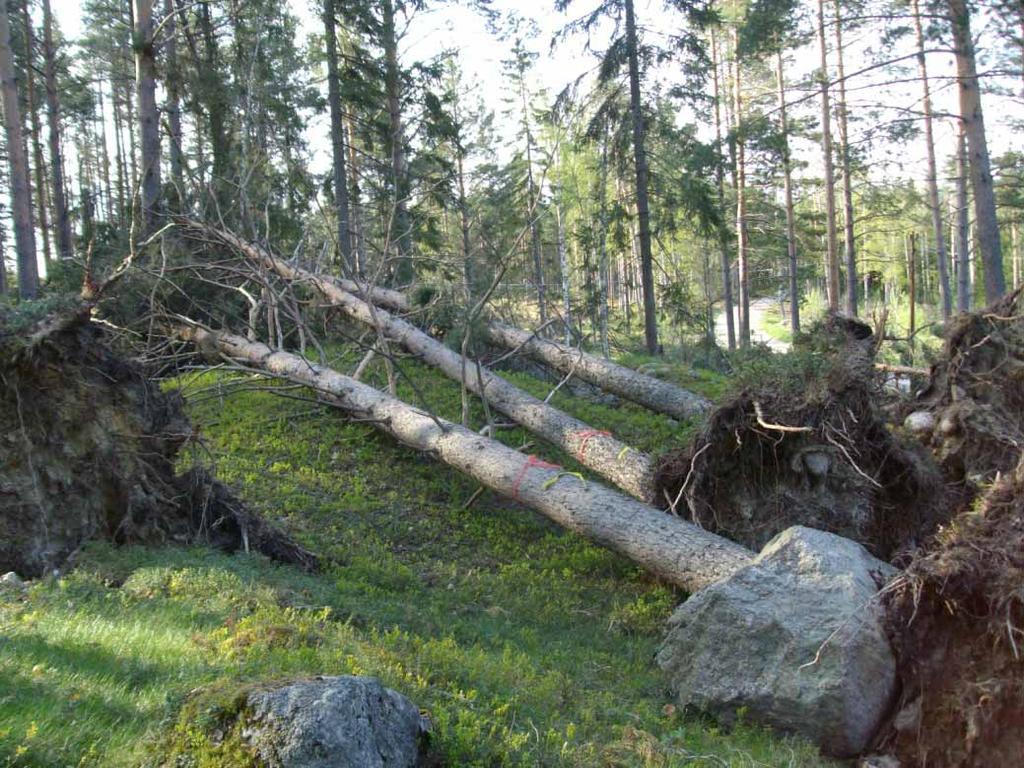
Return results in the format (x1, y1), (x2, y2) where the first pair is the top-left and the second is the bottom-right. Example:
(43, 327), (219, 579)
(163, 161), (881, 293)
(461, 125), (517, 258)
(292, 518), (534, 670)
(715, 297), (791, 352)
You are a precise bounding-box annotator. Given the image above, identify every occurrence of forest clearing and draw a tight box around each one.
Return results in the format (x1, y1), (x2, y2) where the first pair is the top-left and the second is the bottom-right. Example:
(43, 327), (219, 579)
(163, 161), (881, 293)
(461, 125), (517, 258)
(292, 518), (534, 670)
(1, 0), (1023, 765)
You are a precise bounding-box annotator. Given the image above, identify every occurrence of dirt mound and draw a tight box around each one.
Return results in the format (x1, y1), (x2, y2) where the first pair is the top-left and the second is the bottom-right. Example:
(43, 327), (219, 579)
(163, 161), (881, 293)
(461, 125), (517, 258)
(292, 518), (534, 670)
(879, 457), (1024, 766)
(0, 307), (316, 577)
(910, 287), (1024, 490)
(654, 316), (946, 560)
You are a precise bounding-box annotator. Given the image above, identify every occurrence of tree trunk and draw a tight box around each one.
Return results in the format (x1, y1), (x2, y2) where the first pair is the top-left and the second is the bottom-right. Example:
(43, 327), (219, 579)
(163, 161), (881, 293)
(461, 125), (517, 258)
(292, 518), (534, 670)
(949, 0), (1005, 302)
(816, 0), (840, 312)
(908, 233), (917, 342)
(711, 30), (736, 350)
(776, 51), (800, 336)
(382, 0), (412, 285)
(0, 0), (38, 298)
(597, 132), (610, 358)
(517, 55), (546, 329)
(955, 123), (971, 312)
(134, 0), (160, 235)
(164, 0), (185, 208)
(180, 326), (753, 592)
(556, 200), (571, 345)
(21, 0), (51, 271)
(832, 0), (857, 316)
(912, 0), (952, 320)
(624, 0), (658, 354)
(177, 219), (657, 501)
(323, 0), (351, 271)
(96, 83), (114, 223)
(732, 30), (750, 347)
(1013, 220), (1021, 289)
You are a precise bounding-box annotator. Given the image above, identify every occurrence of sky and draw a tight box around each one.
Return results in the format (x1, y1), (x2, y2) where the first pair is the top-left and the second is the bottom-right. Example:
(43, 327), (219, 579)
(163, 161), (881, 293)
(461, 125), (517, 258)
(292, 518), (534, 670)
(35, 0), (1024, 225)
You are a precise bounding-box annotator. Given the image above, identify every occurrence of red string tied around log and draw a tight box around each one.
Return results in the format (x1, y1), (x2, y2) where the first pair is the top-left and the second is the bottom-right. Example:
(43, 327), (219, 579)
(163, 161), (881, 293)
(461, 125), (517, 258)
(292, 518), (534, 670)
(511, 455), (562, 500)
(572, 429), (612, 461)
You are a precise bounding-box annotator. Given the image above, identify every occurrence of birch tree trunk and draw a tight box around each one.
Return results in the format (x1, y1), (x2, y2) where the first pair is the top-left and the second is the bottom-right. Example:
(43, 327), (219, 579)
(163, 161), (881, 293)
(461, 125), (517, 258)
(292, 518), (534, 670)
(177, 219), (657, 501)
(816, 0), (840, 312)
(556, 200), (571, 345)
(912, 0), (952, 320)
(776, 51), (800, 336)
(134, 0), (160, 235)
(832, 0), (857, 316)
(0, 0), (38, 298)
(180, 326), (752, 592)
(948, 0), (1005, 302)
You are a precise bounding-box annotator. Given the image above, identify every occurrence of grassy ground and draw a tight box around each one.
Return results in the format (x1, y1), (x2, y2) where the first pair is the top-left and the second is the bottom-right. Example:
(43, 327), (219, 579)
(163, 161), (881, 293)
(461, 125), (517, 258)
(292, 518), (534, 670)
(0, 348), (830, 767)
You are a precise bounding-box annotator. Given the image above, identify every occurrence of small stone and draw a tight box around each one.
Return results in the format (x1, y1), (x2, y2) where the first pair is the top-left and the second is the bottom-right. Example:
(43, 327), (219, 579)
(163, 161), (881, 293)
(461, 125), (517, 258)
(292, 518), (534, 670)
(904, 411), (936, 435)
(0, 572), (25, 590)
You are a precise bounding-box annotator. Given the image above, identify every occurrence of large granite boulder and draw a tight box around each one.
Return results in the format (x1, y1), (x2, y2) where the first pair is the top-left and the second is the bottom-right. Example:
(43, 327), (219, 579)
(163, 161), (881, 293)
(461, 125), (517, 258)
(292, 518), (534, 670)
(656, 526), (897, 757)
(244, 676), (429, 767)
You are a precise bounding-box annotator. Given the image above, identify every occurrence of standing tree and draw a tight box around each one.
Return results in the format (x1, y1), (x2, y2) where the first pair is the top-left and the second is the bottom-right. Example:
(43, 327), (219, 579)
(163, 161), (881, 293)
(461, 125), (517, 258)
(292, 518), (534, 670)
(0, 0), (38, 298)
(815, 0), (840, 311)
(134, 0), (160, 235)
(322, 0), (352, 270)
(948, 0), (1004, 302)
(41, 0), (71, 260)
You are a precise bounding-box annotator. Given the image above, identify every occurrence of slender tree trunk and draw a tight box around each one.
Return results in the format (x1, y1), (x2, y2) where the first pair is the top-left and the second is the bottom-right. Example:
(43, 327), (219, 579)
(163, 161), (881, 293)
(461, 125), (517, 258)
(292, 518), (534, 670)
(908, 233), (917, 342)
(955, 123), (971, 311)
(457, 149), (472, 300)
(0, 0), (38, 298)
(732, 30), (750, 346)
(21, 1), (50, 271)
(711, 30), (736, 350)
(1013, 220), (1020, 289)
(382, 0), (412, 284)
(624, 0), (658, 354)
(134, 0), (160, 235)
(164, 0), (185, 209)
(516, 55), (547, 329)
(181, 326), (752, 592)
(112, 76), (128, 225)
(0, 217), (7, 294)
(323, 0), (351, 270)
(912, 0), (952, 320)
(776, 50), (800, 336)
(949, 0), (1004, 302)
(556, 199), (571, 345)
(96, 82), (114, 223)
(597, 133), (610, 358)
(832, 0), (857, 316)
(816, 0), (840, 312)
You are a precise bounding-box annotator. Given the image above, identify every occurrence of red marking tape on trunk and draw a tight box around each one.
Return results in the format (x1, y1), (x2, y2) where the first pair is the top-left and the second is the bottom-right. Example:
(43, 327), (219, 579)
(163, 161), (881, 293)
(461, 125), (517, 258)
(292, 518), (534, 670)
(573, 429), (611, 461)
(511, 455), (561, 500)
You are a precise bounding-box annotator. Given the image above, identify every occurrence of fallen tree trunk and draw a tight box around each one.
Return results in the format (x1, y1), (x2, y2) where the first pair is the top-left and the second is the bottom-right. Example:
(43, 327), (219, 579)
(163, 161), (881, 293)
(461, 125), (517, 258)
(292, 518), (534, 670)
(178, 219), (656, 501)
(178, 325), (753, 591)
(282, 271), (711, 422)
(481, 321), (711, 420)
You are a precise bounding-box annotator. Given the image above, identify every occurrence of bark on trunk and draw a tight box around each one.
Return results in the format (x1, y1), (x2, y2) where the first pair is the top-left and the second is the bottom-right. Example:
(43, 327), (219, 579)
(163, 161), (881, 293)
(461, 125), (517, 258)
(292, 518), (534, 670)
(323, 0), (351, 270)
(949, 0), (1005, 302)
(134, 0), (160, 235)
(0, 0), (38, 298)
(776, 51), (800, 336)
(180, 326), (752, 592)
(832, 0), (857, 316)
(382, 0), (412, 285)
(177, 219), (657, 501)
(711, 30), (736, 351)
(955, 124), (971, 312)
(21, 1), (51, 271)
(624, 0), (658, 355)
(732, 30), (750, 347)
(517, 53), (546, 329)
(816, 0), (840, 312)
(556, 200), (571, 345)
(164, 0), (185, 208)
(913, 0), (952, 320)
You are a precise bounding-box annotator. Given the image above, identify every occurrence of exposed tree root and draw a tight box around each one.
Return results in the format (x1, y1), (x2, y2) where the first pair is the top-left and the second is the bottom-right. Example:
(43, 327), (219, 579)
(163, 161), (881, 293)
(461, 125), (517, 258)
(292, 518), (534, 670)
(653, 316), (947, 560)
(0, 308), (317, 577)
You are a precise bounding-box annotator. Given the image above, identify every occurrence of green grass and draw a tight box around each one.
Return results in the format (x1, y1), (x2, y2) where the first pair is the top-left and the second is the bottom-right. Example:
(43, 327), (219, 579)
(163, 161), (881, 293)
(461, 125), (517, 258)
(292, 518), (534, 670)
(0, 347), (830, 767)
